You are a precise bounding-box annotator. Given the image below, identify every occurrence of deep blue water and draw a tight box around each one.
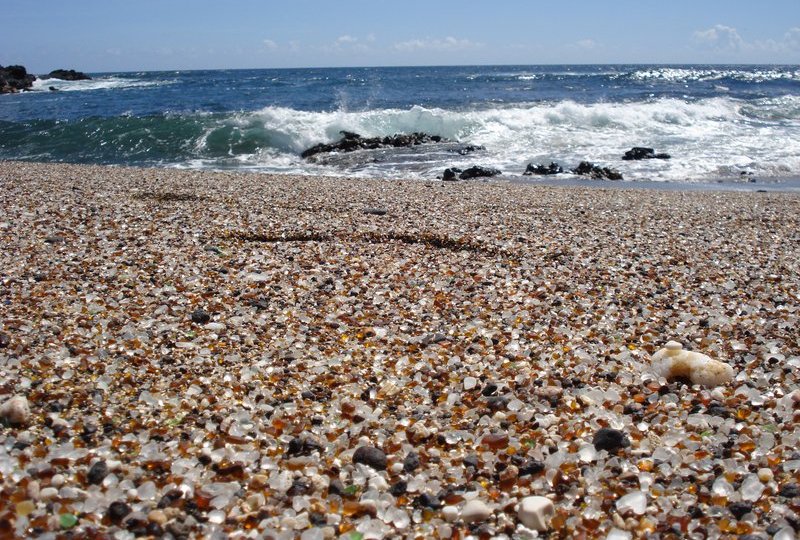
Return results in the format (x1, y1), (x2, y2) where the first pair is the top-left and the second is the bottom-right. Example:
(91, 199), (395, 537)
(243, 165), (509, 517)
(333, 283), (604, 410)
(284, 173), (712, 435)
(1, 65), (799, 182)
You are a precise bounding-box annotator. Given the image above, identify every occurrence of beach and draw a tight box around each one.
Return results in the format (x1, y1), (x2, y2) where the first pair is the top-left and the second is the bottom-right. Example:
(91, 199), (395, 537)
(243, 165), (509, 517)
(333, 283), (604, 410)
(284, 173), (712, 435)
(1, 161), (799, 538)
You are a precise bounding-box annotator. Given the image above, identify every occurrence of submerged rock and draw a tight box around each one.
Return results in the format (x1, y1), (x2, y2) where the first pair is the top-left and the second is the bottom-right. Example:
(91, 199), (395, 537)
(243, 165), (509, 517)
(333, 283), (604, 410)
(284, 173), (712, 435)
(442, 168), (462, 181)
(524, 162), (563, 175)
(458, 166), (501, 180)
(302, 131), (448, 159)
(651, 341), (735, 387)
(0, 65), (36, 94)
(47, 69), (91, 81)
(572, 161), (623, 180)
(622, 147), (671, 161)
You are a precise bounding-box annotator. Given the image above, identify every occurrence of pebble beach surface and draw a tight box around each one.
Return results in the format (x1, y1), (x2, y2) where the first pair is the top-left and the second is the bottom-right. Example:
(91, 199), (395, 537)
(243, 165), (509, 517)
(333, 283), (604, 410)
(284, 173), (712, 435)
(1, 161), (799, 539)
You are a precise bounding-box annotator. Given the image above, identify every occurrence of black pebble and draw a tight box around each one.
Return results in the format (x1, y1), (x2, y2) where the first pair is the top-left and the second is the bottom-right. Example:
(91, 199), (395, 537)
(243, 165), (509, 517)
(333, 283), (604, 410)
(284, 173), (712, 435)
(389, 480), (408, 496)
(403, 452), (420, 473)
(328, 479), (346, 496)
(309, 512), (327, 526)
(463, 455), (480, 469)
(107, 501), (132, 524)
(481, 383), (498, 396)
(352, 446), (387, 471)
(416, 493), (442, 509)
(190, 309), (211, 324)
(0, 332), (9, 348)
(592, 428), (630, 452)
(780, 483), (800, 498)
(728, 501), (752, 520)
(87, 460), (109, 485)
(519, 459), (545, 476)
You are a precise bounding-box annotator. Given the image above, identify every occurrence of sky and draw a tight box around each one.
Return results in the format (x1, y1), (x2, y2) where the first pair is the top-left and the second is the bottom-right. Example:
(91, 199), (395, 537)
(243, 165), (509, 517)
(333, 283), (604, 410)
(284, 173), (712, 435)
(2, 0), (799, 72)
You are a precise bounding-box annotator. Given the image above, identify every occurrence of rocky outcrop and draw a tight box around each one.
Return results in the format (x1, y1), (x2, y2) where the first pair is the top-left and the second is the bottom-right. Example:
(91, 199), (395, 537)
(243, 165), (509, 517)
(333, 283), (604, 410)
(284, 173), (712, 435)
(523, 162), (563, 176)
(622, 147), (670, 160)
(443, 166), (501, 181)
(0, 65), (36, 94)
(47, 69), (91, 81)
(302, 131), (449, 159)
(572, 161), (623, 180)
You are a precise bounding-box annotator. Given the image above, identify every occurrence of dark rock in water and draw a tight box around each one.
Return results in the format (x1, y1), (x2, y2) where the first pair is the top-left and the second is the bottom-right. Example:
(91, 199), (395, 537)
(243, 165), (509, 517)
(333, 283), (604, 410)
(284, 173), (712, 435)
(593, 427), (630, 452)
(524, 162), (563, 176)
(572, 161), (623, 180)
(442, 168), (462, 181)
(190, 309), (211, 324)
(49, 86), (59, 92)
(352, 445), (387, 470)
(459, 166), (501, 180)
(0, 65), (36, 93)
(622, 147), (671, 160)
(302, 131), (450, 159)
(47, 69), (91, 81)
(455, 144), (485, 156)
(87, 460), (109, 485)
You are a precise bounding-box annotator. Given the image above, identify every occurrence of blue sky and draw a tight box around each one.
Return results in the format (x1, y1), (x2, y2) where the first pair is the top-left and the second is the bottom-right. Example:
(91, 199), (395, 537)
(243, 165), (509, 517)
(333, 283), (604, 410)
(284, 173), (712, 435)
(3, 0), (799, 72)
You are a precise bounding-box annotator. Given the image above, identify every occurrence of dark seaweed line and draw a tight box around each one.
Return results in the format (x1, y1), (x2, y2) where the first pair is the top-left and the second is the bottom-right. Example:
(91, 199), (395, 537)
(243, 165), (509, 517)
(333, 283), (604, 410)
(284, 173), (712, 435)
(227, 230), (506, 257)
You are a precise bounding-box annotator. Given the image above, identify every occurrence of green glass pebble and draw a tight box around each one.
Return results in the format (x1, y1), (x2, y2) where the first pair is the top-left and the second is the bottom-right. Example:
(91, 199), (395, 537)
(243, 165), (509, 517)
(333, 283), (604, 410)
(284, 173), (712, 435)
(60, 513), (78, 529)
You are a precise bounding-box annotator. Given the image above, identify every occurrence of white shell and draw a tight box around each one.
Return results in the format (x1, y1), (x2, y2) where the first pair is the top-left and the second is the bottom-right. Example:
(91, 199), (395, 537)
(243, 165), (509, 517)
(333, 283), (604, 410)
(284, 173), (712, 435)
(651, 341), (734, 387)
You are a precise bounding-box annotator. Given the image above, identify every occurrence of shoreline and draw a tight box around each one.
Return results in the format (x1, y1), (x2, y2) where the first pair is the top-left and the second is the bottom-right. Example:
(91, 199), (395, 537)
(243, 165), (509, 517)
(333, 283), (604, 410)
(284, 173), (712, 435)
(6, 159), (800, 193)
(1, 161), (799, 538)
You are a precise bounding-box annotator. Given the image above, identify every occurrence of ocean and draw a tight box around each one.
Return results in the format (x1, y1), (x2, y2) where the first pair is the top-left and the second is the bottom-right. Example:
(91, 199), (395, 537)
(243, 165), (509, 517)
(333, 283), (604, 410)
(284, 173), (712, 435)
(1, 65), (799, 184)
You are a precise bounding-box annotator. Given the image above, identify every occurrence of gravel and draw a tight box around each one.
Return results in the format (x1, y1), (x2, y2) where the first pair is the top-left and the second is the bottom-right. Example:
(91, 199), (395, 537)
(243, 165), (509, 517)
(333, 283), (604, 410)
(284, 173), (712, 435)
(1, 161), (799, 538)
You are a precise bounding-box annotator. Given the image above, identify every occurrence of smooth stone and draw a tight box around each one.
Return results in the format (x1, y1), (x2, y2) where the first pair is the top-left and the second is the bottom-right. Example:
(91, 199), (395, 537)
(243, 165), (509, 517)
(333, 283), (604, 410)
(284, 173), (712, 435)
(442, 505), (459, 523)
(463, 376), (478, 390)
(593, 428), (630, 452)
(651, 341), (734, 386)
(204, 322), (226, 332)
(87, 460), (109, 485)
(461, 499), (492, 523)
(148, 509), (168, 526)
(352, 446), (387, 471)
(518, 496), (554, 531)
(0, 395), (31, 426)
(39, 487), (59, 500)
(190, 309), (211, 324)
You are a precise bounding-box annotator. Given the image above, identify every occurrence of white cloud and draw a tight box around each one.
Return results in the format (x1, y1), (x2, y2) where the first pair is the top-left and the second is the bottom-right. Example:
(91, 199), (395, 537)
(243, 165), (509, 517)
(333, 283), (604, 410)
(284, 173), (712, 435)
(784, 27), (800, 49)
(693, 25), (746, 51)
(575, 39), (597, 50)
(394, 36), (482, 52)
(263, 39), (278, 50)
(693, 24), (800, 55)
(336, 35), (358, 45)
